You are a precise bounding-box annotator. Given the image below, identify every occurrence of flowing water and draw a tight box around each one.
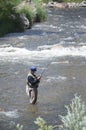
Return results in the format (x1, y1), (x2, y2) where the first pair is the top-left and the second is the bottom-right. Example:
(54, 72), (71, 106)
(0, 7), (86, 130)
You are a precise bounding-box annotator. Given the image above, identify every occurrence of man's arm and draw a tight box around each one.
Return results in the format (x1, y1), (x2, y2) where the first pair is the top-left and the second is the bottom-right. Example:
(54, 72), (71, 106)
(28, 76), (40, 86)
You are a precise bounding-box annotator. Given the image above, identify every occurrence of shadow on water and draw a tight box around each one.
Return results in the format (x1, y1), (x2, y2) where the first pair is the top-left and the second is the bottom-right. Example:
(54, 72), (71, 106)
(3, 29), (61, 37)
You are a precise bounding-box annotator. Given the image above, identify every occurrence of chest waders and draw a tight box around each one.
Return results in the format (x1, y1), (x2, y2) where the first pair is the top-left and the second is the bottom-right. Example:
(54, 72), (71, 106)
(26, 73), (39, 104)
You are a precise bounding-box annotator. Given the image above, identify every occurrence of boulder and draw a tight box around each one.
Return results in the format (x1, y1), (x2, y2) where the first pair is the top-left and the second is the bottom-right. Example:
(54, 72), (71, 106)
(47, 2), (68, 9)
(47, 1), (86, 9)
(20, 14), (30, 29)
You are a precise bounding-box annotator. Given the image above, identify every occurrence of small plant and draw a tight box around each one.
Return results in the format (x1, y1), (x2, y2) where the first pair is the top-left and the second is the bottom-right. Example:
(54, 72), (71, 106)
(59, 94), (86, 130)
(35, 6), (47, 22)
(34, 116), (53, 130)
(16, 124), (23, 130)
(34, 0), (47, 22)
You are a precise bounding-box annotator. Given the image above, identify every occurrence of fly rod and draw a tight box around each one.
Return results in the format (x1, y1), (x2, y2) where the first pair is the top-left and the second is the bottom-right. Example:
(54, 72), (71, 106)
(40, 55), (57, 77)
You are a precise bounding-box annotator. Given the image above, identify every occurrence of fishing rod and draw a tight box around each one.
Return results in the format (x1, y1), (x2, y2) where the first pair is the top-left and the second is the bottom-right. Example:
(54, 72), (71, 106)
(40, 55), (57, 77)
(40, 62), (51, 76)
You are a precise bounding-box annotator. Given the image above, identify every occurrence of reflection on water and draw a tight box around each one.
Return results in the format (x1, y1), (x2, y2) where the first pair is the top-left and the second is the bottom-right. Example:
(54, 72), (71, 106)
(0, 8), (86, 130)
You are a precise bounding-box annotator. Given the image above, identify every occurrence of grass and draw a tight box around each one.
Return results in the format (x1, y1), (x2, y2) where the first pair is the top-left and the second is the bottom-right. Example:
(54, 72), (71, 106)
(35, 6), (47, 22)
(34, 0), (47, 22)
(16, 3), (35, 29)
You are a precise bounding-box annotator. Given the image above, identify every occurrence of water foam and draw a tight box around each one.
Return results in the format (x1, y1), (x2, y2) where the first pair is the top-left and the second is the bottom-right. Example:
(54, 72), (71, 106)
(0, 44), (86, 62)
(46, 76), (67, 82)
(0, 109), (19, 118)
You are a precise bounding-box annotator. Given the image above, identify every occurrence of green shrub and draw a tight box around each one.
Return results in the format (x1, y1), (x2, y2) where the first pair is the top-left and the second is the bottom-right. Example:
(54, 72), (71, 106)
(34, 116), (53, 130)
(59, 94), (86, 130)
(33, 0), (47, 22)
(0, 0), (22, 19)
(0, 14), (24, 37)
(0, 0), (25, 36)
(16, 4), (35, 29)
(35, 6), (47, 22)
(16, 124), (23, 130)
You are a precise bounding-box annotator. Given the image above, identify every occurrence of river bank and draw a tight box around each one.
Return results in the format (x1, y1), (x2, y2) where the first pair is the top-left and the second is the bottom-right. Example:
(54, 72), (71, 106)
(44, 1), (86, 9)
(0, 0), (47, 37)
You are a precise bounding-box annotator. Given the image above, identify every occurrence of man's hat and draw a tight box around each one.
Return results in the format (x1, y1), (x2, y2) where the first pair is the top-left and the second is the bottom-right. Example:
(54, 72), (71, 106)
(30, 66), (37, 71)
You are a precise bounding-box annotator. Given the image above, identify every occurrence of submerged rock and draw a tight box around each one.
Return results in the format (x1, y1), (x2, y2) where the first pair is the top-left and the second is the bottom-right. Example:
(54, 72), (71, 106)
(67, 1), (86, 8)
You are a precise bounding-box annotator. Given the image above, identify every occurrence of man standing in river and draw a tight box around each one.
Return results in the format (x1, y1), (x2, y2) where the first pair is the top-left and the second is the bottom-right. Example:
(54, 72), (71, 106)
(26, 66), (41, 104)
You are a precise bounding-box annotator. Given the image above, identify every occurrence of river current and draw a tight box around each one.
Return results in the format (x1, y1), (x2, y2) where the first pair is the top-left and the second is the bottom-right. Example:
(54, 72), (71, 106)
(0, 8), (86, 130)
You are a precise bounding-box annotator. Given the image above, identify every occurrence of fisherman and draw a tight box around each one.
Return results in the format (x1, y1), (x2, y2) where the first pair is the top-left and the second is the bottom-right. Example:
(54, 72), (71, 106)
(26, 66), (41, 104)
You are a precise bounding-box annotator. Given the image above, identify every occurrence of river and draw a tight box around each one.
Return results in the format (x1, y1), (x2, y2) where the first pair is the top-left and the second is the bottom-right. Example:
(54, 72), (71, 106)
(0, 7), (86, 130)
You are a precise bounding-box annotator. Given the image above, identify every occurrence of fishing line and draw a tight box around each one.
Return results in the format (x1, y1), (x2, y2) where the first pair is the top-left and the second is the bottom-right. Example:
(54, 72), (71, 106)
(40, 55), (57, 76)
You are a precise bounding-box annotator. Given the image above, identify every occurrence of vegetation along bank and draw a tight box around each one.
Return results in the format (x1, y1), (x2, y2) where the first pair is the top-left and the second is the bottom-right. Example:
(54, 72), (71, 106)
(0, 0), (47, 37)
(0, 0), (86, 37)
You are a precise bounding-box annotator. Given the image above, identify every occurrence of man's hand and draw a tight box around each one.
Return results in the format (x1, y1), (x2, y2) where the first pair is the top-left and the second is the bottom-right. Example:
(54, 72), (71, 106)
(37, 75), (42, 80)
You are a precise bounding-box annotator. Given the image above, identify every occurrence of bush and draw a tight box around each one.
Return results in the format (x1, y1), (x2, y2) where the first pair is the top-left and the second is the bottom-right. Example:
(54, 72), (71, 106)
(35, 5), (47, 22)
(35, 7), (47, 22)
(0, 0), (22, 19)
(59, 94), (86, 130)
(33, 0), (47, 22)
(0, 15), (24, 36)
(16, 4), (35, 29)
(0, 0), (25, 36)
(0, 18), (14, 36)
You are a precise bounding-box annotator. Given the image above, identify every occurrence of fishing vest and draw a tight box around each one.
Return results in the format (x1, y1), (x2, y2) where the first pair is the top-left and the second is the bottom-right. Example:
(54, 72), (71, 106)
(27, 73), (38, 88)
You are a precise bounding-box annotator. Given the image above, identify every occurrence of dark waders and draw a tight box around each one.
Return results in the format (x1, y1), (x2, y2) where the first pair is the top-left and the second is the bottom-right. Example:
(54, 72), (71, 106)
(29, 87), (38, 104)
